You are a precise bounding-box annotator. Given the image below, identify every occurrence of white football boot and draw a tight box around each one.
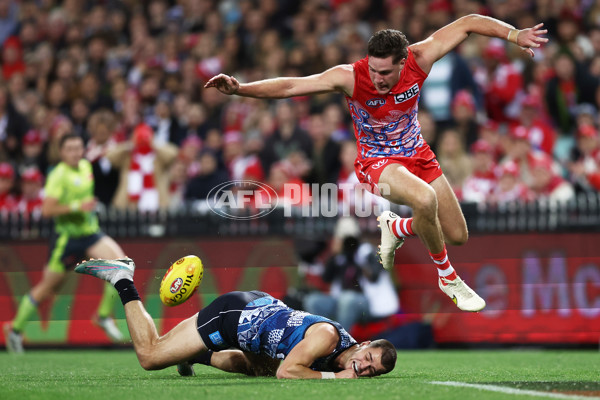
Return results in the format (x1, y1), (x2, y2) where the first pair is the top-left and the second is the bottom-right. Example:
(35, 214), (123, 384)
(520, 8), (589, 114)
(75, 258), (135, 284)
(3, 323), (24, 354)
(376, 211), (405, 270)
(438, 276), (486, 312)
(94, 315), (124, 342)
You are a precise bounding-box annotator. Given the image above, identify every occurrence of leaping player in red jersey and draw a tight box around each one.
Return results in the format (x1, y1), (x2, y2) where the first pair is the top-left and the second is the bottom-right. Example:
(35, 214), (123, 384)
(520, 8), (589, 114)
(205, 15), (548, 312)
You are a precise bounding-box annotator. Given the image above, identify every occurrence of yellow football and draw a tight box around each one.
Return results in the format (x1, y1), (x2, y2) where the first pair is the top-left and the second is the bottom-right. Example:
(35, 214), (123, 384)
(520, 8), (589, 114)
(159, 255), (203, 306)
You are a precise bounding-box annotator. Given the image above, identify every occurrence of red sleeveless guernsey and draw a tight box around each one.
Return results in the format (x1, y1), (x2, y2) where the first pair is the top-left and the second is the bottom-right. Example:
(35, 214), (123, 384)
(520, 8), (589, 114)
(346, 48), (441, 187)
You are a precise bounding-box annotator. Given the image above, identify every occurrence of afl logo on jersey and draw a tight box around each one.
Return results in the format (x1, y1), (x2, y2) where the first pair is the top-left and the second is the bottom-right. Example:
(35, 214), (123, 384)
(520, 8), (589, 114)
(394, 83), (420, 104)
(366, 98), (386, 107)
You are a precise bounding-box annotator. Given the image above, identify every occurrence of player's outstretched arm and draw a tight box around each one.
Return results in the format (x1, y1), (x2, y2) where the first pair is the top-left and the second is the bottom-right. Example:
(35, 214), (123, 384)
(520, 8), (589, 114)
(411, 14), (548, 73)
(204, 64), (354, 99)
(276, 323), (356, 379)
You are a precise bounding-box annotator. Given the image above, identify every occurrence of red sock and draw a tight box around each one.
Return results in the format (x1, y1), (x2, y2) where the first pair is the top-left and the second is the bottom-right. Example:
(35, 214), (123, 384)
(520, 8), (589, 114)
(391, 217), (416, 239)
(429, 245), (457, 284)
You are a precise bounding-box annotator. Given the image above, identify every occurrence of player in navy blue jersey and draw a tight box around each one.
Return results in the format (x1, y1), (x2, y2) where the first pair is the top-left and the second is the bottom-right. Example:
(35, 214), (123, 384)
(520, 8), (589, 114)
(75, 258), (396, 379)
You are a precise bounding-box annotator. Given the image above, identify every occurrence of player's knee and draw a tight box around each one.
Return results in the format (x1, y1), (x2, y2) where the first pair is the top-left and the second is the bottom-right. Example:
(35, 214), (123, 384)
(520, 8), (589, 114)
(136, 347), (161, 370)
(446, 228), (468, 246)
(412, 187), (437, 216)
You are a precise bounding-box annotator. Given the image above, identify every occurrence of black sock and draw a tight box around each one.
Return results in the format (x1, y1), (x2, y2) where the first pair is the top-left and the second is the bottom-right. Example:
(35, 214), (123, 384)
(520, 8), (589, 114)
(114, 279), (141, 305)
(190, 350), (213, 366)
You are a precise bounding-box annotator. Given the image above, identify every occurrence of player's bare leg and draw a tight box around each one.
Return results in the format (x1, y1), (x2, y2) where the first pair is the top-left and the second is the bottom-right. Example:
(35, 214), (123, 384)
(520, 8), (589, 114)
(87, 236), (128, 341)
(378, 165), (485, 312)
(30, 269), (67, 303)
(430, 175), (468, 246)
(178, 349), (280, 377)
(87, 236), (127, 260)
(125, 303), (208, 370)
(75, 258), (210, 369)
(5, 268), (66, 353)
(378, 164), (446, 254)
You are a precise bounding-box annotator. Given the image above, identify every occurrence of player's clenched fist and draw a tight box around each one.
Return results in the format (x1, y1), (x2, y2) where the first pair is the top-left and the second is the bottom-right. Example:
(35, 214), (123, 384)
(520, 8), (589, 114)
(204, 73), (240, 95)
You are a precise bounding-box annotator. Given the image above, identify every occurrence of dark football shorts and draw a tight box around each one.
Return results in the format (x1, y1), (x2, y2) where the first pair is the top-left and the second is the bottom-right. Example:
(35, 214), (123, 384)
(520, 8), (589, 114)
(47, 231), (105, 273)
(196, 290), (269, 351)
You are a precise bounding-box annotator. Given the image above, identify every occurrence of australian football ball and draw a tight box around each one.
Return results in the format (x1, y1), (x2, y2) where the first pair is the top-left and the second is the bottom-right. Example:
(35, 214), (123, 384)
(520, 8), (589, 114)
(159, 255), (203, 306)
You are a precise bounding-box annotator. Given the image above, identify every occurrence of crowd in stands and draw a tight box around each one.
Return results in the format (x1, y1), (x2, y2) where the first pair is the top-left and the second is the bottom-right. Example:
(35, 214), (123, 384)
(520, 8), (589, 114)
(2, 0), (600, 217)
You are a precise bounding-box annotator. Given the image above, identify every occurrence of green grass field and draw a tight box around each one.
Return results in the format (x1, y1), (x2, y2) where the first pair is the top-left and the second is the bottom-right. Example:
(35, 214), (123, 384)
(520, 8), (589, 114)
(0, 349), (598, 400)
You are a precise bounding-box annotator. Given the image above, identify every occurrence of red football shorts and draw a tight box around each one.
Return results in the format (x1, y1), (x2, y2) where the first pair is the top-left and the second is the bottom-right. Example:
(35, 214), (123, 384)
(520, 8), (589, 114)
(354, 144), (443, 196)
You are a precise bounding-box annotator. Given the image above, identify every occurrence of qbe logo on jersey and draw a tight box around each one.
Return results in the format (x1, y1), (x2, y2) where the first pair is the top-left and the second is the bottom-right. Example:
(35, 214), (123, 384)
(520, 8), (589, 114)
(394, 83), (419, 104)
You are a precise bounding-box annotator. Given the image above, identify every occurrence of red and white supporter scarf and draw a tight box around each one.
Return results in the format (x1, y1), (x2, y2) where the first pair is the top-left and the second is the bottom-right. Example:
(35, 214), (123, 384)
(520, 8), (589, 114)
(127, 146), (159, 211)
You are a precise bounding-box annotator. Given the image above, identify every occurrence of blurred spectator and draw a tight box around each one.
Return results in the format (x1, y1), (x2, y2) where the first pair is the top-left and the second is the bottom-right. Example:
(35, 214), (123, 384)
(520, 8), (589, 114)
(569, 124), (600, 192)
(166, 156), (188, 211)
(178, 135), (203, 178)
(204, 128), (225, 166)
(256, 159), (309, 209)
(462, 139), (498, 204)
(305, 112), (341, 185)
(0, 162), (17, 211)
(512, 94), (556, 156)
(184, 149), (229, 201)
(45, 115), (74, 167)
(2, 36), (25, 81)
(223, 131), (265, 182)
(78, 73), (113, 113)
(478, 120), (505, 161)
(574, 103), (598, 129)
(149, 93), (184, 146)
(322, 102), (351, 142)
(436, 128), (472, 198)
(505, 124), (573, 201)
(106, 123), (178, 211)
(0, 83), (29, 161)
(70, 97), (91, 139)
(260, 100), (313, 174)
(545, 53), (597, 136)
(180, 103), (210, 143)
(490, 161), (535, 204)
(555, 9), (589, 62)
(303, 217), (400, 332)
(475, 39), (523, 123)
(505, 125), (552, 188)
(529, 155), (575, 203)
(19, 129), (47, 175)
(449, 89), (479, 149)
(0, 0), (19, 45)
(15, 166), (44, 217)
(420, 51), (482, 128)
(86, 110), (120, 206)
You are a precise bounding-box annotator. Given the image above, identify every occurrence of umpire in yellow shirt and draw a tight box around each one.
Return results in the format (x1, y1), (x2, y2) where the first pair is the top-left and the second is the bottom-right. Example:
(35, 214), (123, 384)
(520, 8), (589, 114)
(4, 133), (128, 352)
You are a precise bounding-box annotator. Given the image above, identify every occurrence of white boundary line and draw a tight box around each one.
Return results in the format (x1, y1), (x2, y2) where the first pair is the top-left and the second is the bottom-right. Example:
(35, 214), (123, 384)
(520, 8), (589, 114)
(430, 381), (600, 400)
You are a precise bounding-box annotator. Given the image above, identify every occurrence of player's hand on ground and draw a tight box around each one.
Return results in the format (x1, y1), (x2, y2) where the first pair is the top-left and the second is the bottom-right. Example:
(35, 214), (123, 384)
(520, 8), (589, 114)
(204, 74), (240, 95)
(336, 368), (358, 379)
(516, 23), (548, 57)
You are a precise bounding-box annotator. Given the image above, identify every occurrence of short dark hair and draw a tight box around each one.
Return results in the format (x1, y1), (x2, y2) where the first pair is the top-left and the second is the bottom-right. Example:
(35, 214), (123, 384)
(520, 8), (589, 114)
(59, 133), (83, 149)
(367, 29), (409, 64)
(369, 339), (397, 375)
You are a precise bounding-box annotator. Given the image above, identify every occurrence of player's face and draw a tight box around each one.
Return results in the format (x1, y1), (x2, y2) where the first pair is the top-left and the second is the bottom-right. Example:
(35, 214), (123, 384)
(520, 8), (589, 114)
(60, 137), (85, 167)
(345, 343), (385, 377)
(368, 56), (405, 95)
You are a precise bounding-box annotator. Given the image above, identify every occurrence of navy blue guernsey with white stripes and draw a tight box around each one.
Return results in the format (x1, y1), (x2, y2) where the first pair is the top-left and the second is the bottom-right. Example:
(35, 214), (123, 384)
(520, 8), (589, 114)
(237, 294), (357, 371)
